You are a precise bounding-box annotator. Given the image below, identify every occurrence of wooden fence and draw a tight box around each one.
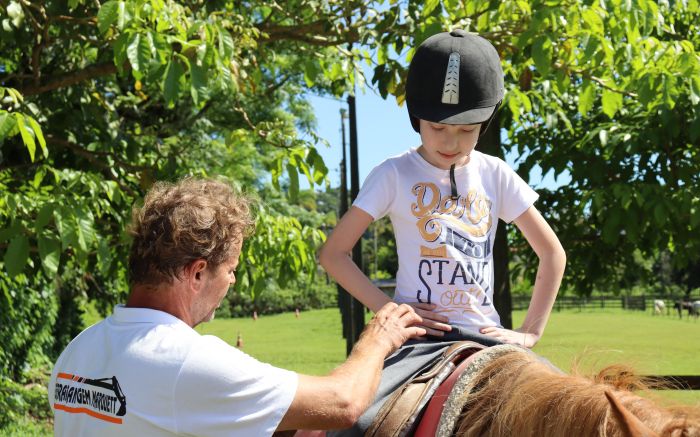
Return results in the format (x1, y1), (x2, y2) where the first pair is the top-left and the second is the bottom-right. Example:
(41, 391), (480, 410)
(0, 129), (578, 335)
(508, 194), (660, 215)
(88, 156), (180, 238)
(372, 280), (700, 389)
(512, 294), (700, 313)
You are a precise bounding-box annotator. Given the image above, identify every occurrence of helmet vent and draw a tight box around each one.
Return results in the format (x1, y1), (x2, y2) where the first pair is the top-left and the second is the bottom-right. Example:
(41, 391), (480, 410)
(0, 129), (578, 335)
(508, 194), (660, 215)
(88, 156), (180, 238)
(441, 52), (461, 104)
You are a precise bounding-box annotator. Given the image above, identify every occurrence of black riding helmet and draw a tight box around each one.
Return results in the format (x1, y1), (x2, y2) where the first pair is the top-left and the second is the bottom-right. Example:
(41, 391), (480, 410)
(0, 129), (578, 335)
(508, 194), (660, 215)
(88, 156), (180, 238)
(405, 29), (504, 198)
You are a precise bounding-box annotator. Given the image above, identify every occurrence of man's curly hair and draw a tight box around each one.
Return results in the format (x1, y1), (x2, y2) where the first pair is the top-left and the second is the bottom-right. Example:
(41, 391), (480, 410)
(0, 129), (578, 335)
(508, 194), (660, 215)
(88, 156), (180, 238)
(128, 178), (255, 286)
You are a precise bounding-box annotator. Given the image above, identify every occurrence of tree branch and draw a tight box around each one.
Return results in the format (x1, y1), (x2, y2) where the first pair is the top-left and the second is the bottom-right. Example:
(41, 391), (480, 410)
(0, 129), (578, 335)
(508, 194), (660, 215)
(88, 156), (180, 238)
(232, 105), (293, 149)
(257, 20), (359, 47)
(46, 135), (150, 173)
(554, 61), (638, 98)
(19, 62), (121, 97)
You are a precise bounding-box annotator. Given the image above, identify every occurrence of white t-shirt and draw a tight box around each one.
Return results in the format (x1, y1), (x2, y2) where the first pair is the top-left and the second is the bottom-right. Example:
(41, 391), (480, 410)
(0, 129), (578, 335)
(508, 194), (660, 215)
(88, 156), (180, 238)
(354, 148), (538, 332)
(49, 305), (298, 437)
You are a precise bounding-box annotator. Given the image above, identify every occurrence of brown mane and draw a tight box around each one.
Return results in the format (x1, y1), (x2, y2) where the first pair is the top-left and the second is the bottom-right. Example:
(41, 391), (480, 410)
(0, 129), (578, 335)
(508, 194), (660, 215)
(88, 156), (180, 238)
(454, 351), (700, 437)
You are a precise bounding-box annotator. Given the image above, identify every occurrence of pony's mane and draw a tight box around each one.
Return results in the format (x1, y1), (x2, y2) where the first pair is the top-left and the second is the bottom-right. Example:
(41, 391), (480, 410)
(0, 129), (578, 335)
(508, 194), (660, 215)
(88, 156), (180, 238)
(454, 351), (700, 437)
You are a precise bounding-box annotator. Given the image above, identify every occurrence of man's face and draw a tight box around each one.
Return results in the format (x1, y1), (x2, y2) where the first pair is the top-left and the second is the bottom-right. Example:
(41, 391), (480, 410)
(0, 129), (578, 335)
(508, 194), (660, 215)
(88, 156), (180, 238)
(194, 241), (242, 326)
(418, 119), (481, 169)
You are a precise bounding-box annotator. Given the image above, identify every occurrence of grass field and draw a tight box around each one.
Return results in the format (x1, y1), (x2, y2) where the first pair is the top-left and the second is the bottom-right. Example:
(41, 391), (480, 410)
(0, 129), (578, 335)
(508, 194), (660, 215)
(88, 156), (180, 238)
(197, 307), (700, 405)
(5, 306), (698, 436)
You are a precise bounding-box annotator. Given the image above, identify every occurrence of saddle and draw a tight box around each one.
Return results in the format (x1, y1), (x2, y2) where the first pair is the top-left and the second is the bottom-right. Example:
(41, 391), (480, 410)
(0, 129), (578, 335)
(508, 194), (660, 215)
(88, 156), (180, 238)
(292, 342), (528, 437)
(365, 341), (485, 437)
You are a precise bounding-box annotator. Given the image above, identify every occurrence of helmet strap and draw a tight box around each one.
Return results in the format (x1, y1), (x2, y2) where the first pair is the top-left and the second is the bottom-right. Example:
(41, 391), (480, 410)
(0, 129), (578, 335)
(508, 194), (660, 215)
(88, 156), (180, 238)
(478, 101), (501, 138)
(409, 114), (420, 132)
(449, 164), (458, 200)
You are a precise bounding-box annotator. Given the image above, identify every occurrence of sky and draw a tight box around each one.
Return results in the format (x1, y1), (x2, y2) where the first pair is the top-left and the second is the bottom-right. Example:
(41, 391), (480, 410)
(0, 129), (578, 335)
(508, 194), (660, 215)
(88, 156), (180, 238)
(305, 86), (572, 192)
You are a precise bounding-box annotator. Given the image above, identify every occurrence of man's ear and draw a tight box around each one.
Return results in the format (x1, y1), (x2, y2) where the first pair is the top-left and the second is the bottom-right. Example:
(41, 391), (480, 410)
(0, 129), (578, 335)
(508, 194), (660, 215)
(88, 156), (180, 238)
(183, 259), (208, 292)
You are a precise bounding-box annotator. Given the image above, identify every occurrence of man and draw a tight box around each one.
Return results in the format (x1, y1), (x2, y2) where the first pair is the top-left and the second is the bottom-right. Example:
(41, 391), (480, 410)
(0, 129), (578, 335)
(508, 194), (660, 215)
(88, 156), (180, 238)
(49, 178), (425, 436)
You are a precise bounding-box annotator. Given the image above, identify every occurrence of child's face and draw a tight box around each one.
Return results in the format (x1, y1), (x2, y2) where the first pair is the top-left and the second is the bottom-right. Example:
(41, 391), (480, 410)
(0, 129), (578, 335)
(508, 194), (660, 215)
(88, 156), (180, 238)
(418, 119), (481, 170)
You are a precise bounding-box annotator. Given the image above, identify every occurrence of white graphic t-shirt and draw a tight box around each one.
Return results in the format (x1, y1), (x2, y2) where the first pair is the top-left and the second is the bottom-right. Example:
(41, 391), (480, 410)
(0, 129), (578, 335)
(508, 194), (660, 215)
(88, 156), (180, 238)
(49, 305), (298, 437)
(354, 148), (538, 332)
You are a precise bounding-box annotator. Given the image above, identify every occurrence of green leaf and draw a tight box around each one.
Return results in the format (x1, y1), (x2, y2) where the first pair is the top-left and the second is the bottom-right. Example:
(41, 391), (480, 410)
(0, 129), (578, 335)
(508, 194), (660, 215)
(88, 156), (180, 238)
(0, 111), (18, 141)
(287, 163), (299, 202)
(601, 89), (623, 118)
(127, 33), (142, 77)
(601, 209), (621, 245)
(422, 0), (440, 17)
(113, 32), (130, 73)
(26, 115), (47, 158)
(97, 1), (119, 34)
(653, 203), (666, 226)
(163, 59), (184, 108)
(35, 203), (53, 232)
(75, 208), (96, 252)
(578, 81), (596, 115)
(581, 8), (604, 34)
(127, 33), (152, 79)
(4, 234), (29, 277)
(218, 27), (235, 59)
(38, 236), (61, 276)
(190, 63), (208, 106)
(0, 222), (22, 243)
(15, 113), (36, 162)
(116, 1), (128, 29)
(55, 209), (76, 251)
(531, 35), (553, 75)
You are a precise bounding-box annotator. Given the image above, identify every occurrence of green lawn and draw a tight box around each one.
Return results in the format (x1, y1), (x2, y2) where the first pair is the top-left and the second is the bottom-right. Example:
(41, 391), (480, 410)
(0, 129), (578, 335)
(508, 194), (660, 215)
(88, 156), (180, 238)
(197, 307), (700, 405)
(5, 306), (699, 436)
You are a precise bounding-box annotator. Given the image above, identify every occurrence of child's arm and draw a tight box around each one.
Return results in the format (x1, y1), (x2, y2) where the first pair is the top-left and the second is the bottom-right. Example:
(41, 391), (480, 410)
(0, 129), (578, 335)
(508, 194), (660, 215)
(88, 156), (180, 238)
(319, 206), (451, 336)
(480, 206), (566, 347)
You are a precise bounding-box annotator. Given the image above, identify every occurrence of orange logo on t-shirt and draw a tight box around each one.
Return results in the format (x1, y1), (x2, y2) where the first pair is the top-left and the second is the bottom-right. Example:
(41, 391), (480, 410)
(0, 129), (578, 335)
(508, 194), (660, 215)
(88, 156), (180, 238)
(54, 373), (126, 424)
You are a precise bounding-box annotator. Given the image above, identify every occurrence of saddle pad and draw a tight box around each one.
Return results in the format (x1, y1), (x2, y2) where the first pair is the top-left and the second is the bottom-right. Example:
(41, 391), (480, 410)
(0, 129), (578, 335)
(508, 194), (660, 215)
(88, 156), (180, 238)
(413, 348), (484, 436)
(435, 344), (527, 437)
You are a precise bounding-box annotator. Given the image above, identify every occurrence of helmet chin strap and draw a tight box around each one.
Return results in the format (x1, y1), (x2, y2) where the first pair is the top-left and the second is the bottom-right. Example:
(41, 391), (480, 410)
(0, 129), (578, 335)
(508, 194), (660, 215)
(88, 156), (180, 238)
(449, 101), (500, 199)
(478, 101), (501, 138)
(450, 164), (458, 200)
(411, 102), (501, 200)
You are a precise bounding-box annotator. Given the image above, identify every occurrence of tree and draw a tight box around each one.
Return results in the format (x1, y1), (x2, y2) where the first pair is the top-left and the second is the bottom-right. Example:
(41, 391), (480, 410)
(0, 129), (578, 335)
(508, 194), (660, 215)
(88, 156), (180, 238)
(0, 0), (378, 379)
(365, 0), (700, 295)
(2, 0), (699, 382)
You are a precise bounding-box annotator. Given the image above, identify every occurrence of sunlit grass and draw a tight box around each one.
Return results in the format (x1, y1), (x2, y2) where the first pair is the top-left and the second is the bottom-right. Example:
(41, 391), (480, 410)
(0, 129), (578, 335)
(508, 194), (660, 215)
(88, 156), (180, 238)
(197, 307), (700, 405)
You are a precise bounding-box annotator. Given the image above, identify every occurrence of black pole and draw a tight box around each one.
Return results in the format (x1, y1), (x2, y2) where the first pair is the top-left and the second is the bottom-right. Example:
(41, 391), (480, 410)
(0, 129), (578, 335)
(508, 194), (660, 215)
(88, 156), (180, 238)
(337, 108), (350, 343)
(475, 110), (513, 328)
(347, 93), (365, 352)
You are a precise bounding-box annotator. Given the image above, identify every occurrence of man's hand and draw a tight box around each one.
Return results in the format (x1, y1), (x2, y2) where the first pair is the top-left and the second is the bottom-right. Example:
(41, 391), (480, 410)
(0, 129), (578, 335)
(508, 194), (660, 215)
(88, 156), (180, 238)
(278, 303), (426, 431)
(479, 326), (539, 348)
(405, 303), (452, 337)
(360, 303), (427, 355)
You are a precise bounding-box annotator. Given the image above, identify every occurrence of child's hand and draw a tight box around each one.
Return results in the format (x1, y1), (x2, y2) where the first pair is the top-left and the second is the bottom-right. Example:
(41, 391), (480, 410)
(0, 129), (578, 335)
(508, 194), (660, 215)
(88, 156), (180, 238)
(405, 303), (452, 337)
(479, 327), (539, 348)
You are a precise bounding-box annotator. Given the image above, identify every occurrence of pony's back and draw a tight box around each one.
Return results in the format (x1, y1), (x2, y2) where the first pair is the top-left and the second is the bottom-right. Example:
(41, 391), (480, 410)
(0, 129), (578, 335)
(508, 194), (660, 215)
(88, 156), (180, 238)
(454, 351), (700, 437)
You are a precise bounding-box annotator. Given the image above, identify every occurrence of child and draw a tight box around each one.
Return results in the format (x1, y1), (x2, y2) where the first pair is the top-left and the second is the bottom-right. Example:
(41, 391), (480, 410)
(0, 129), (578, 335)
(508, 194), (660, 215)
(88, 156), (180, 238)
(320, 30), (566, 348)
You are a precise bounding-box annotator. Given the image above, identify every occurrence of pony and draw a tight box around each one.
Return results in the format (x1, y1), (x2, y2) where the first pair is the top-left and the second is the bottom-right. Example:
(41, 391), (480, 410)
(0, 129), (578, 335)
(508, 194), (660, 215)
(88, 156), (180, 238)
(452, 348), (700, 437)
(674, 300), (695, 319)
(653, 299), (666, 316)
(293, 345), (700, 437)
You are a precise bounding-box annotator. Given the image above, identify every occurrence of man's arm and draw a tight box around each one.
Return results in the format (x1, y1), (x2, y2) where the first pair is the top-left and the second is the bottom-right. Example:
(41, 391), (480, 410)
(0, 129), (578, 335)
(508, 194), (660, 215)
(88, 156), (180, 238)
(276, 303), (426, 431)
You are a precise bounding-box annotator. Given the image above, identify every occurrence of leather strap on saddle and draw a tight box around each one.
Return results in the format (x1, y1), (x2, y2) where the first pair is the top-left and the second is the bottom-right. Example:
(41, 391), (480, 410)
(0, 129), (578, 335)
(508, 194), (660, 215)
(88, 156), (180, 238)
(365, 341), (485, 437)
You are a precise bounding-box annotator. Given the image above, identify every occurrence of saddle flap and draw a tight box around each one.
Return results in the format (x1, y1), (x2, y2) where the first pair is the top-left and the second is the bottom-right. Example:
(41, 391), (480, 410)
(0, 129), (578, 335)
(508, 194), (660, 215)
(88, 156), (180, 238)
(365, 341), (485, 437)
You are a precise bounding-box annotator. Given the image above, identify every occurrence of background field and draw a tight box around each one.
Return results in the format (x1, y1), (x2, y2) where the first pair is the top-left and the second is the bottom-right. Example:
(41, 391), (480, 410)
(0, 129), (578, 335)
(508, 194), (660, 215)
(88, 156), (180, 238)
(197, 308), (700, 405)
